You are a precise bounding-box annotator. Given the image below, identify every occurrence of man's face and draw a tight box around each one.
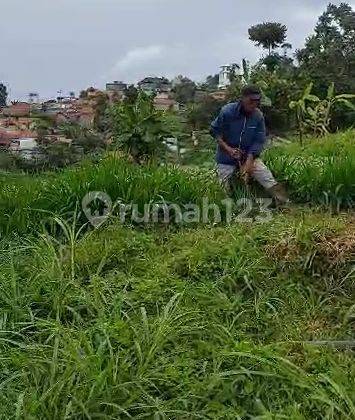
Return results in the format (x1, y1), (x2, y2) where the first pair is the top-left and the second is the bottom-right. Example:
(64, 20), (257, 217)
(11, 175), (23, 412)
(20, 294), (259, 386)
(241, 96), (260, 115)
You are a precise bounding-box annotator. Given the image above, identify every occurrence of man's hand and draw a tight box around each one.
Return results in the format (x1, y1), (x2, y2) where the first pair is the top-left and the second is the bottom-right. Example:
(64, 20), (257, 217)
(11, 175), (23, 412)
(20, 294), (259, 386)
(218, 138), (241, 161)
(240, 155), (255, 182)
(225, 145), (242, 160)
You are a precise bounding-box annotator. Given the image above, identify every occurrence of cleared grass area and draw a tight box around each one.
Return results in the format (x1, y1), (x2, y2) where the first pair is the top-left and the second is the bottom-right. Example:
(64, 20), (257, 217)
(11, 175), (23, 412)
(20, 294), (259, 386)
(0, 210), (354, 418)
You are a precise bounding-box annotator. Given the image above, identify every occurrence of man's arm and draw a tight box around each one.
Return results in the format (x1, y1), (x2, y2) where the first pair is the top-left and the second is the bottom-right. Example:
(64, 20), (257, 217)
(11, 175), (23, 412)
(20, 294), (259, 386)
(211, 107), (239, 160)
(241, 115), (266, 175)
(218, 136), (240, 159)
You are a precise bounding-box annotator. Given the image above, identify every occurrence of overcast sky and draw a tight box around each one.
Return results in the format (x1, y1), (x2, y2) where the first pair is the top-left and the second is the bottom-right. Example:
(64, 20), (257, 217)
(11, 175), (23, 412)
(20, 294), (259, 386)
(1, 0), (354, 100)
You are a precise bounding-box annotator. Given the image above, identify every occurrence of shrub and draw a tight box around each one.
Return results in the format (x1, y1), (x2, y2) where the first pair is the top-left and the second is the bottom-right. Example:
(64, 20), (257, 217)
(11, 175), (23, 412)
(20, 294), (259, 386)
(109, 92), (173, 163)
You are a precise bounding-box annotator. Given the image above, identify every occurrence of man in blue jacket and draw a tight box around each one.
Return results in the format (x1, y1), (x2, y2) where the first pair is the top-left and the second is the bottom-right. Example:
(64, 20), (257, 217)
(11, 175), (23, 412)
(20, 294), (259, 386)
(211, 85), (288, 203)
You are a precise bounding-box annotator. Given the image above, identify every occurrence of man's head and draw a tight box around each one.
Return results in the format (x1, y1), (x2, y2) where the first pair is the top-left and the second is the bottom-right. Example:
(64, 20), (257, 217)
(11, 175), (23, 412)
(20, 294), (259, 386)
(240, 85), (262, 115)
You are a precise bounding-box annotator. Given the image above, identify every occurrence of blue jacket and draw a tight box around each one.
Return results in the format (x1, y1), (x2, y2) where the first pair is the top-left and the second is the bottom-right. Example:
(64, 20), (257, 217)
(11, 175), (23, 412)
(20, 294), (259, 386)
(211, 101), (266, 165)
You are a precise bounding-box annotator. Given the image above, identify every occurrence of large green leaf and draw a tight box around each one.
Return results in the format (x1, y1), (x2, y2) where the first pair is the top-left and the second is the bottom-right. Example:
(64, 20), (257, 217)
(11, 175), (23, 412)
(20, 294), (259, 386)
(335, 94), (355, 99)
(304, 82), (313, 97)
(327, 83), (335, 100)
(306, 95), (320, 102)
(336, 98), (355, 110)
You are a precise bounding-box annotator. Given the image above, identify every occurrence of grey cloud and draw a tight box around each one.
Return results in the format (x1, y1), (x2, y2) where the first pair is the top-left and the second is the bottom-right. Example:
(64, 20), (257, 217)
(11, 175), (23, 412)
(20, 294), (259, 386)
(1, 0), (353, 99)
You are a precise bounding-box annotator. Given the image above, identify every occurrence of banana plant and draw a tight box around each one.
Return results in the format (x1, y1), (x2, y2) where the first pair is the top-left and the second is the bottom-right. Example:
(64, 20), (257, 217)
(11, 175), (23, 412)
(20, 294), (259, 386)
(304, 83), (355, 136)
(289, 82), (320, 145)
(109, 92), (172, 163)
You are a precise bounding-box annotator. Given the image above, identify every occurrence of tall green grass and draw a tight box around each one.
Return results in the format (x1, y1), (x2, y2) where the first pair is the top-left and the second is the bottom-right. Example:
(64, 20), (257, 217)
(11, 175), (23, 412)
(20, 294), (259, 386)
(0, 157), (225, 235)
(0, 132), (354, 417)
(1, 130), (354, 236)
(0, 211), (354, 418)
(265, 130), (355, 209)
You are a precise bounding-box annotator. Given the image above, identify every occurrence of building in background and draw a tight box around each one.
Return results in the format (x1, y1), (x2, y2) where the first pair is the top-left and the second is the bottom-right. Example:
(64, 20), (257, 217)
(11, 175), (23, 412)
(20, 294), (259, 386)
(106, 81), (127, 102)
(106, 81), (127, 94)
(2, 102), (31, 117)
(138, 77), (171, 94)
(218, 64), (241, 89)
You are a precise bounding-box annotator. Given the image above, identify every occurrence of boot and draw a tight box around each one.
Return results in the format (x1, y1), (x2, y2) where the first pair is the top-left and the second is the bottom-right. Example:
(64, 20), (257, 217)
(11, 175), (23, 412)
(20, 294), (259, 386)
(267, 183), (290, 205)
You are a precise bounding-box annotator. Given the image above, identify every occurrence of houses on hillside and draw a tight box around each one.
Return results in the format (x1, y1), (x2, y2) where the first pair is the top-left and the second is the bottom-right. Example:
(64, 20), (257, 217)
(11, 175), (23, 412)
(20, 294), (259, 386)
(106, 81), (127, 94)
(137, 77), (171, 94)
(2, 102), (31, 117)
(153, 92), (179, 111)
(1, 63), (233, 140)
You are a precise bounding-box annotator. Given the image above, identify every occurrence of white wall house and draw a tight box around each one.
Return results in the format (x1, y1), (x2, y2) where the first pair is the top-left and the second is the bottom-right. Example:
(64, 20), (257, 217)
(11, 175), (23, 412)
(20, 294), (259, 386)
(218, 64), (241, 89)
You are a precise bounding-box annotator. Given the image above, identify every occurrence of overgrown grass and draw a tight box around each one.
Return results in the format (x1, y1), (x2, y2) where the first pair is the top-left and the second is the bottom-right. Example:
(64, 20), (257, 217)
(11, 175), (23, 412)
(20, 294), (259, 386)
(184, 129), (355, 208)
(0, 210), (354, 418)
(0, 130), (354, 236)
(0, 131), (354, 418)
(0, 157), (225, 236)
(265, 130), (355, 209)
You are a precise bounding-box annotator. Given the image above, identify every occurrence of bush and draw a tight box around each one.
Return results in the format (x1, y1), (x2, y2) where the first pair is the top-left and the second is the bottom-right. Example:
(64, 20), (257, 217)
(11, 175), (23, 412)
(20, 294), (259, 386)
(109, 92), (173, 163)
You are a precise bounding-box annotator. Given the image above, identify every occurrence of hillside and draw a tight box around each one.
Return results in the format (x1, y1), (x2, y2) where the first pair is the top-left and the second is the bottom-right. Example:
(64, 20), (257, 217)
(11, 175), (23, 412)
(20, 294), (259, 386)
(0, 131), (354, 419)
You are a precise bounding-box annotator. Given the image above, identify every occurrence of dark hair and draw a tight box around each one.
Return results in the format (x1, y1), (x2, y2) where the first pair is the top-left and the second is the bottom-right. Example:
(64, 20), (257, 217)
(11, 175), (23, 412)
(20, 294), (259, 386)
(241, 85), (261, 97)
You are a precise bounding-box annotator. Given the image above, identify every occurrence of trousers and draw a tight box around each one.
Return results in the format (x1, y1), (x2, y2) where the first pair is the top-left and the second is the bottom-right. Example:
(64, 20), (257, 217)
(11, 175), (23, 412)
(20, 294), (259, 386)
(217, 159), (278, 190)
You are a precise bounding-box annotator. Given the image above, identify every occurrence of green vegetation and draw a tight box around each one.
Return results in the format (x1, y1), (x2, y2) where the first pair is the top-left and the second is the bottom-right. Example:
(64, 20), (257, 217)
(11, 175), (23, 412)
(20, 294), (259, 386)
(248, 22), (287, 56)
(1, 130), (354, 237)
(172, 76), (197, 105)
(0, 127), (354, 418)
(1, 4), (354, 418)
(266, 131), (355, 209)
(109, 92), (174, 163)
(0, 201), (354, 418)
(290, 83), (355, 142)
(289, 83), (321, 145)
(297, 3), (355, 97)
(0, 157), (224, 236)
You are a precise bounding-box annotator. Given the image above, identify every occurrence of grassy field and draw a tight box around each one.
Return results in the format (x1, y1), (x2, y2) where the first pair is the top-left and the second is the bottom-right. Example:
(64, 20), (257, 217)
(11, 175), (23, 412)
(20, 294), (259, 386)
(1, 130), (354, 236)
(265, 130), (355, 209)
(0, 131), (354, 419)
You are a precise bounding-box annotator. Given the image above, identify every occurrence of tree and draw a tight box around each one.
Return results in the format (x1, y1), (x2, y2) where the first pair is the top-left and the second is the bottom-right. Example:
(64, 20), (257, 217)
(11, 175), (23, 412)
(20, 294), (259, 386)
(241, 59), (251, 84)
(92, 91), (110, 132)
(281, 43), (292, 57)
(303, 83), (355, 136)
(201, 74), (219, 91)
(33, 117), (55, 143)
(248, 22), (287, 55)
(123, 85), (139, 104)
(249, 65), (296, 132)
(227, 63), (241, 83)
(297, 3), (355, 96)
(79, 90), (88, 99)
(172, 77), (197, 105)
(0, 83), (7, 107)
(75, 129), (105, 153)
(186, 96), (224, 131)
(261, 52), (294, 72)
